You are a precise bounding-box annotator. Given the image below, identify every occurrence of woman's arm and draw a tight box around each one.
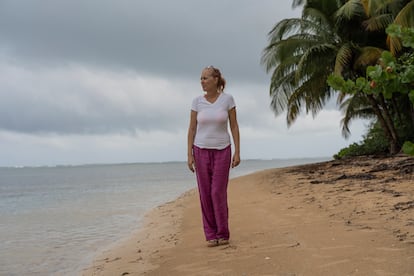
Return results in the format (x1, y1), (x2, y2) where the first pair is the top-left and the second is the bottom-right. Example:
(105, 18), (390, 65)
(229, 107), (240, 168)
(187, 110), (198, 172)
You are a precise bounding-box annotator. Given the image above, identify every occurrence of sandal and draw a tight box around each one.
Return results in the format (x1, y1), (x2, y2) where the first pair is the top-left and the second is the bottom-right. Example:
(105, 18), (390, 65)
(206, 239), (218, 247)
(218, 238), (229, 246)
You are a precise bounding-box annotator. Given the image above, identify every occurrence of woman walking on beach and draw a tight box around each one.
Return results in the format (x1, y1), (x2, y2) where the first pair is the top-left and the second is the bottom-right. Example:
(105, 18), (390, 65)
(187, 65), (240, 247)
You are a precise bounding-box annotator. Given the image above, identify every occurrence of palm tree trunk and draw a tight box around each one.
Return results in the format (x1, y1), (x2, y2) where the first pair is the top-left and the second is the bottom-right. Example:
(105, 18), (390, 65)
(367, 95), (399, 154)
(391, 97), (403, 125)
(378, 94), (399, 154)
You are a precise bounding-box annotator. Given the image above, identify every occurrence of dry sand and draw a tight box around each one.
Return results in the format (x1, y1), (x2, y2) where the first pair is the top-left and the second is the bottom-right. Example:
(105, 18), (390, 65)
(82, 154), (414, 276)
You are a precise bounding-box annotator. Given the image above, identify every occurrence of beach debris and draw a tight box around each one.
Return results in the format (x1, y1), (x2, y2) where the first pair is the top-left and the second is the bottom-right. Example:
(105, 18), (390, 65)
(105, 257), (121, 263)
(394, 201), (414, 211)
(383, 177), (397, 183)
(353, 173), (376, 180)
(394, 230), (409, 241)
(331, 173), (376, 182)
(377, 188), (402, 197)
(284, 154), (413, 247)
(369, 163), (389, 172)
(393, 158), (414, 174)
(287, 242), (300, 248)
(335, 174), (347, 181)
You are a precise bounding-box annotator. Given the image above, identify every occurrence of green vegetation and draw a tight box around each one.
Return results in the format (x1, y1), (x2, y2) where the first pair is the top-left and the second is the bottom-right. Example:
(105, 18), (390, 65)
(262, 0), (414, 158)
(334, 123), (392, 159)
(328, 25), (414, 157)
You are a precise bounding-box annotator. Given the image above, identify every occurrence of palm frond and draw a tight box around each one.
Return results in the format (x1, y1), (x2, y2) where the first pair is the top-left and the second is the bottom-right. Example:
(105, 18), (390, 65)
(262, 29), (336, 72)
(269, 71), (296, 116)
(353, 46), (384, 72)
(286, 69), (334, 125)
(360, 0), (371, 16)
(296, 43), (336, 82)
(303, 0), (343, 16)
(362, 14), (394, 31)
(267, 18), (304, 42)
(385, 0), (407, 16)
(334, 43), (354, 75)
(360, 0), (396, 16)
(302, 7), (334, 31)
(386, 0), (414, 55)
(339, 93), (374, 138)
(393, 0), (414, 27)
(292, 0), (306, 8)
(334, 0), (365, 21)
(261, 37), (317, 72)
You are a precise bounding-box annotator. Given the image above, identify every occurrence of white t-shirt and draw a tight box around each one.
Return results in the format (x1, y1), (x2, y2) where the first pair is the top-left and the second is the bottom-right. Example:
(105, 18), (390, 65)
(191, 92), (236, 149)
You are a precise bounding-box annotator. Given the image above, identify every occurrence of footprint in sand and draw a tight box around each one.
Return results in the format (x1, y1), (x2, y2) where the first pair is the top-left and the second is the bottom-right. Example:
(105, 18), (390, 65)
(319, 259), (350, 268)
(320, 245), (355, 250)
(375, 247), (404, 252)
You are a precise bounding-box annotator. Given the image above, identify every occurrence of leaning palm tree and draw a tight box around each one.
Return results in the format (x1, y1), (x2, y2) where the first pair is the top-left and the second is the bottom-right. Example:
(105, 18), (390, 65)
(263, 0), (413, 154)
(261, 0), (378, 126)
(261, 0), (362, 126)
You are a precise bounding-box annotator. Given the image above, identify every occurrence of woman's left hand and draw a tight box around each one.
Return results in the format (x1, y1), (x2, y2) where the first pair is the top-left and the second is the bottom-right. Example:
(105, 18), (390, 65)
(232, 153), (240, 168)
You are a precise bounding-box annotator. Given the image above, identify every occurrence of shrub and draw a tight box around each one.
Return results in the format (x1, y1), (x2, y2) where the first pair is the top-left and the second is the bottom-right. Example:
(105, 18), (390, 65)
(334, 122), (389, 159)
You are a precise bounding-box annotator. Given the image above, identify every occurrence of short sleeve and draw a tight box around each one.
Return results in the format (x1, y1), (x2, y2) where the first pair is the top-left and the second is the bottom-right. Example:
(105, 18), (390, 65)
(227, 94), (236, 110)
(191, 97), (199, 112)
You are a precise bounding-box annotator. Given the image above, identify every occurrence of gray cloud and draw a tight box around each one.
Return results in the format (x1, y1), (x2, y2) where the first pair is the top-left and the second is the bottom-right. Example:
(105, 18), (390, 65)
(0, 64), (196, 134)
(0, 0), (300, 82)
(0, 1), (367, 166)
(0, 0), (302, 136)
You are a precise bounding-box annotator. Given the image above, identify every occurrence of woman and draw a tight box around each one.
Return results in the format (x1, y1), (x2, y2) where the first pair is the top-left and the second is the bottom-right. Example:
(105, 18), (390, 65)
(187, 65), (240, 247)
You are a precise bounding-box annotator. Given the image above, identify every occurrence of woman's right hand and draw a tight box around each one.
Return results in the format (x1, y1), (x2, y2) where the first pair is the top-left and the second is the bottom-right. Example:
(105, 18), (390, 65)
(188, 155), (195, 173)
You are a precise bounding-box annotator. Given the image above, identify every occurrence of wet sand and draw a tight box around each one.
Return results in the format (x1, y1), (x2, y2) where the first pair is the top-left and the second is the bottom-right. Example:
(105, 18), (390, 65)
(82, 154), (414, 275)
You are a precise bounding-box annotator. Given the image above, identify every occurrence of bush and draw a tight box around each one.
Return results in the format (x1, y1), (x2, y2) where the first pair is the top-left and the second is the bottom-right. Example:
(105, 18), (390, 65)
(334, 122), (389, 159)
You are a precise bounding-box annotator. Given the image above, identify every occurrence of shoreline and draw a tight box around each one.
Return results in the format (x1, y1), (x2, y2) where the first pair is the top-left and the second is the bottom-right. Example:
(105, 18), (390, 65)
(81, 188), (198, 275)
(82, 155), (414, 275)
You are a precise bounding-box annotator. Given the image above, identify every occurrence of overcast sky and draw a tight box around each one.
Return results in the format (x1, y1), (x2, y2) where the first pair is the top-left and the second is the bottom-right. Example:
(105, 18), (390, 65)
(0, 0), (368, 167)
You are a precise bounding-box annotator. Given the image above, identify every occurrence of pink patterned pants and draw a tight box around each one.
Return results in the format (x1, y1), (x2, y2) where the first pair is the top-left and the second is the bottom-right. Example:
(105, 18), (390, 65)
(193, 145), (231, 241)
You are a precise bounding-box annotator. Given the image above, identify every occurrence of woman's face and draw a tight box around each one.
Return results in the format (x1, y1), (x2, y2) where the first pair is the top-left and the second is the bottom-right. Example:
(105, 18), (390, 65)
(200, 69), (217, 92)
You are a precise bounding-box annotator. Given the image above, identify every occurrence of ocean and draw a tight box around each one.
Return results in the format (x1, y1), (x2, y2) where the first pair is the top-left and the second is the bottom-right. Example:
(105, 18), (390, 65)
(0, 158), (330, 276)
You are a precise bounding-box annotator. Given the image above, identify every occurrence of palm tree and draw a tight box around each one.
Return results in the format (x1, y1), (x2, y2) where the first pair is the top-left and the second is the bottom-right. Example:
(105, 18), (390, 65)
(335, 0), (414, 153)
(261, 0), (377, 126)
(261, 0), (345, 126)
(262, 0), (414, 154)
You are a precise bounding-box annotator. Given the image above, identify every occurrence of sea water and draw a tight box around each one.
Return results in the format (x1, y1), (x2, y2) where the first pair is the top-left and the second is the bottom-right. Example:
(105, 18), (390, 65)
(0, 158), (329, 276)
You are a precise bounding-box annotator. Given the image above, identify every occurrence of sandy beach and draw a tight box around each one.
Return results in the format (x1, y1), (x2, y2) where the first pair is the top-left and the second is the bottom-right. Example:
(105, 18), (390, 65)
(82, 154), (414, 276)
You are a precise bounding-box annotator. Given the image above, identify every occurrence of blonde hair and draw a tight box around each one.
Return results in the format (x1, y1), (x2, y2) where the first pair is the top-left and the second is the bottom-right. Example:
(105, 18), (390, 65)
(206, 66), (226, 92)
